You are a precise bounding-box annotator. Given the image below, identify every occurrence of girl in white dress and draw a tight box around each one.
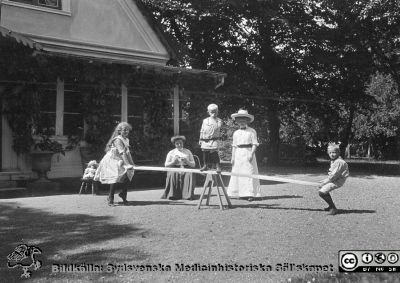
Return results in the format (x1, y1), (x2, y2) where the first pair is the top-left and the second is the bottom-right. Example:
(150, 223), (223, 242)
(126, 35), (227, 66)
(227, 109), (261, 201)
(94, 122), (135, 206)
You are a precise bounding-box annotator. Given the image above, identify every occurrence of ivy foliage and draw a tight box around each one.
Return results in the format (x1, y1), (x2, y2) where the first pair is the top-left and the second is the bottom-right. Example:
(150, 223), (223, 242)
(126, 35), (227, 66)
(1, 85), (41, 154)
(0, 38), (42, 154)
(0, 36), (173, 157)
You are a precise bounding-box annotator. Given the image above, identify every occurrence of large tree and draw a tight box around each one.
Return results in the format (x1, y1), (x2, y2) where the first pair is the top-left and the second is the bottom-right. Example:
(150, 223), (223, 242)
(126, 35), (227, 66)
(353, 72), (400, 159)
(142, 0), (400, 161)
(143, 0), (311, 164)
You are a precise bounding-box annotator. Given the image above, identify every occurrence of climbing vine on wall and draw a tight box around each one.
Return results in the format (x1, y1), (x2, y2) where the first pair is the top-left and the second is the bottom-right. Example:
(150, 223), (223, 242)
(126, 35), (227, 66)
(0, 36), (219, 160)
(0, 39), (42, 154)
(1, 85), (41, 154)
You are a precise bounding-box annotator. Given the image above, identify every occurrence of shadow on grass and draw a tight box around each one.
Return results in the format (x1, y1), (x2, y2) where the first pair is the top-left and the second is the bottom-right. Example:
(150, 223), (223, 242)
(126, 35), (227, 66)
(116, 200), (188, 206)
(194, 193), (303, 199)
(230, 204), (376, 214)
(260, 180), (286, 185)
(188, 194), (302, 203)
(336, 208), (376, 214)
(258, 195), (303, 200)
(0, 202), (147, 282)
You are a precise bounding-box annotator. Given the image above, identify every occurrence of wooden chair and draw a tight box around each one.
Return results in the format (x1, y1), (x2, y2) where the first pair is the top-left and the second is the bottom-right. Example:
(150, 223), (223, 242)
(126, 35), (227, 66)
(79, 177), (96, 195)
(193, 154), (202, 169)
(78, 148), (99, 195)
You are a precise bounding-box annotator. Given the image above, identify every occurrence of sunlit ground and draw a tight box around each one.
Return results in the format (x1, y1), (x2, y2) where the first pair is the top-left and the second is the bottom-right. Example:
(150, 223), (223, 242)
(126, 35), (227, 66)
(1, 168), (399, 283)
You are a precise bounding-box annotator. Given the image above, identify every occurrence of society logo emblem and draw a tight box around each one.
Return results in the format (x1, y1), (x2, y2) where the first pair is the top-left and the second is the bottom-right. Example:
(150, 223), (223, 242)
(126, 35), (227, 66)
(341, 253), (358, 271)
(387, 253), (399, 264)
(361, 253), (373, 264)
(7, 244), (42, 278)
(374, 252), (386, 264)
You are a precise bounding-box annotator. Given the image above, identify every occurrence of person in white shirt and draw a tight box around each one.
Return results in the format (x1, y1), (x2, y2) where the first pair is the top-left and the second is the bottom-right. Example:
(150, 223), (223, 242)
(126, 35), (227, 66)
(199, 104), (223, 173)
(318, 143), (350, 215)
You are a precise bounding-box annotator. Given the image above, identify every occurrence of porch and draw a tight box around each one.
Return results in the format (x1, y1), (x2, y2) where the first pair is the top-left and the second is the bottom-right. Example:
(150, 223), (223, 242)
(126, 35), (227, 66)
(0, 25), (225, 197)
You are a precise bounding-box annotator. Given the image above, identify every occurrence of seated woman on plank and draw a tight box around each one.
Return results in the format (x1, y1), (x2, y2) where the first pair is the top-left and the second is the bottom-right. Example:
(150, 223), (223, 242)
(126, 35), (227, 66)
(161, 135), (196, 200)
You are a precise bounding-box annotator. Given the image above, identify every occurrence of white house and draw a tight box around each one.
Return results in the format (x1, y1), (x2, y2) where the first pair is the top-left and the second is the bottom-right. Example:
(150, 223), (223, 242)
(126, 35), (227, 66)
(0, 0), (225, 181)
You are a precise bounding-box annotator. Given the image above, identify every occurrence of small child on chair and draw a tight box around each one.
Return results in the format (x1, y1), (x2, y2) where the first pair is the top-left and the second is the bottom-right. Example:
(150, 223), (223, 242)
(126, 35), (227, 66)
(80, 160), (98, 194)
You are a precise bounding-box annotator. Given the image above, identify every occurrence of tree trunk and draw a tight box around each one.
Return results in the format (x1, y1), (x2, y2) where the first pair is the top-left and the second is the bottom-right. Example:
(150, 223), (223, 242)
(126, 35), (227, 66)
(345, 144), (351, 159)
(340, 104), (355, 157)
(367, 137), (373, 158)
(396, 130), (400, 160)
(267, 103), (280, 165)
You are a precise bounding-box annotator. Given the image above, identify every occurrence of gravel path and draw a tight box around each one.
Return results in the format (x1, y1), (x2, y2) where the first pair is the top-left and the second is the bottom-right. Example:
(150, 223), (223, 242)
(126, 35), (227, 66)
(1, 170), (399, 282)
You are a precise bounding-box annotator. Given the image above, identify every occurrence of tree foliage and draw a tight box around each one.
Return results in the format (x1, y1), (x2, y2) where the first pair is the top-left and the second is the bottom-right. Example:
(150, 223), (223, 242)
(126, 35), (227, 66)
(2, 0), (399, 160)
(354, 72), (400, 139)
(142, 0), (400, 160)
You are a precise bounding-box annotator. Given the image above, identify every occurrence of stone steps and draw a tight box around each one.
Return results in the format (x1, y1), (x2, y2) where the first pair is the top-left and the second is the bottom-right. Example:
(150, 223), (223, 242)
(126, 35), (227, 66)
(0, 171), (31, 198)
(0, 187), (28, 198)
(0, 180), (17, 188)
(0, 171), (31, 181)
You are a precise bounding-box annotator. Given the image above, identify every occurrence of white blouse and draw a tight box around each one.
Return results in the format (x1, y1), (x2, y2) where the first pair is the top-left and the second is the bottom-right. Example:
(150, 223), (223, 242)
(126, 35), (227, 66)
(232, 127), (259, 147)
(165, 148), (195, 167)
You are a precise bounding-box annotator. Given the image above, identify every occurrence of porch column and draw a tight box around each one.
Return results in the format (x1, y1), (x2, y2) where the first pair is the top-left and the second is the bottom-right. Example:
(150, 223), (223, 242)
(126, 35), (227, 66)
(55, 77), (64, 136)
(173, 85), (179, 135)
(121, 84), (128, 123)
(1, 111), (18, 169)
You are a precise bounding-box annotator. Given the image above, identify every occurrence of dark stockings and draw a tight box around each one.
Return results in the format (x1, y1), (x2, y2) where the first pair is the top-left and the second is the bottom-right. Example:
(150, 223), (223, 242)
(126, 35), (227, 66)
(200, 151), (221, 173)
(108, 183), (128, 204)
(108, 183), (117, 204)
(200, 151), (208, 171)
(319, 191), (336, 209)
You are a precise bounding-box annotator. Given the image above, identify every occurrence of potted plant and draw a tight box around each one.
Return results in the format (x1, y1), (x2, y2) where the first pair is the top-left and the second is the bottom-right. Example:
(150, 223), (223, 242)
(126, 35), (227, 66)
(31, 135), (68, 181)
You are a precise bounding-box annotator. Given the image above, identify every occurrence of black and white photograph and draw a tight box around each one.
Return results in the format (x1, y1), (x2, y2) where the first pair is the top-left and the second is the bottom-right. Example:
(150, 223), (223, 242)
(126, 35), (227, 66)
(0, 0), (399, 282)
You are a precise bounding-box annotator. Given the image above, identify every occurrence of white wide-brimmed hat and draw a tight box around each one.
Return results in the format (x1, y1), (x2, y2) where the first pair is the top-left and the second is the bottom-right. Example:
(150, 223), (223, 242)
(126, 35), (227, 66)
(231, 109), (254, 123)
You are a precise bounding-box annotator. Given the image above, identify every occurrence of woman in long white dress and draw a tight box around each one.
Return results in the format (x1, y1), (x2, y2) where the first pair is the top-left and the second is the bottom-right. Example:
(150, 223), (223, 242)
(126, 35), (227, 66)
(227, 109), (261, 201)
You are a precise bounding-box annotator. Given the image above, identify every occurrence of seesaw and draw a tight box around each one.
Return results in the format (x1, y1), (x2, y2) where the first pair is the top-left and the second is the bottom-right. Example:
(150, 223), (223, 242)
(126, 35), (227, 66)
(132, 166), (319, 186)
(132, 166), (319, 210)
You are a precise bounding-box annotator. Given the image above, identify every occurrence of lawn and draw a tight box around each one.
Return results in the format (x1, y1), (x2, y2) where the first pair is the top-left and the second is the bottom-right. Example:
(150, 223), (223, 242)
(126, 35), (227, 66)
(1, 167), (399, 283)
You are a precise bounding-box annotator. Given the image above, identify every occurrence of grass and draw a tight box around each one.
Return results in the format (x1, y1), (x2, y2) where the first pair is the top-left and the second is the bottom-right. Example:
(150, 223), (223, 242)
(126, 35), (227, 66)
(1, 167), (399, 282)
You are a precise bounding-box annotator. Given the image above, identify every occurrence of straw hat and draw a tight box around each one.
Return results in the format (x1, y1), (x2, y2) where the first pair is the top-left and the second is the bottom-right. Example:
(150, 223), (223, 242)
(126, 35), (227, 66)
(171, 135), (186, 144)
(231, 109), (254, 123)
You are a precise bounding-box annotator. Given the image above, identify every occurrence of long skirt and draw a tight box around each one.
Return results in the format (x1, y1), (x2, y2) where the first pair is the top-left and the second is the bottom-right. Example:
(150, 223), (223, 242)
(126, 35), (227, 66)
(227, 147), (261, 198)
(161, 172), (195, 200)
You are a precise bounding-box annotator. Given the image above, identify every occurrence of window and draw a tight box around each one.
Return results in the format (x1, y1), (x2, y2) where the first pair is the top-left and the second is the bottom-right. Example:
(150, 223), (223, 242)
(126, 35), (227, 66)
(127, 93), (144, 135)
(36, 82), (84, 137)
(9, 0), (62, 9)
(64, 89), (83, 137)
(37, 85), (57, 136)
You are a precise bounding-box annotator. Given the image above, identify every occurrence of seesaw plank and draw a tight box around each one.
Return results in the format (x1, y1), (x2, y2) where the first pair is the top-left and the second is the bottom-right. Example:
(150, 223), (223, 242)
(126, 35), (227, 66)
(132, 166), (320, 187)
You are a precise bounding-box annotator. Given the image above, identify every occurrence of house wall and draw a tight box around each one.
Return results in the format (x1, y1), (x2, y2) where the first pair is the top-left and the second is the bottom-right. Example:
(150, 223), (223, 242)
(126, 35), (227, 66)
(0, 0), (177, 178)
(0, 0), (169, 64)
